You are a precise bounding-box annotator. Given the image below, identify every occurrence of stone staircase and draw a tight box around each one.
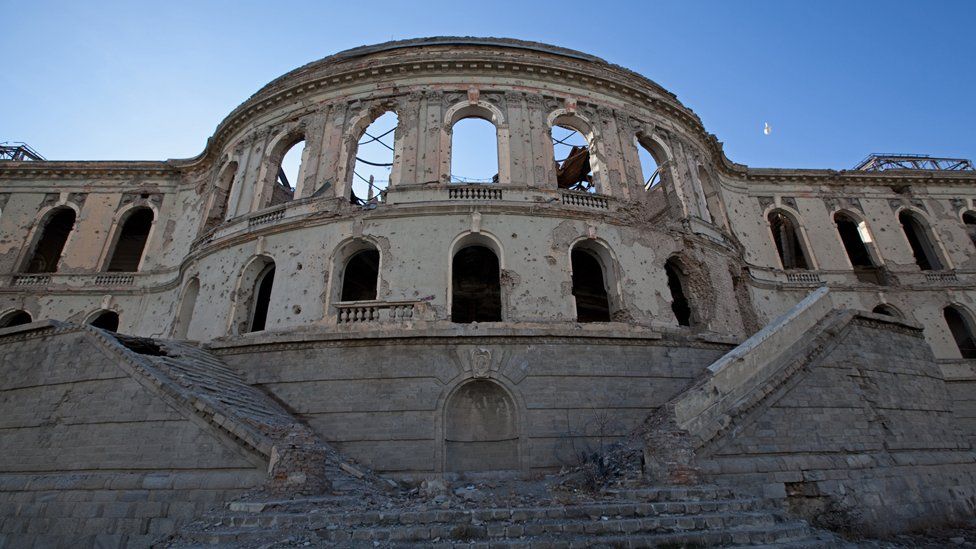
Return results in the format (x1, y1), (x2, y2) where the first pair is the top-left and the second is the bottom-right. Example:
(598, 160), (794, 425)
(165, 484), (844, 547)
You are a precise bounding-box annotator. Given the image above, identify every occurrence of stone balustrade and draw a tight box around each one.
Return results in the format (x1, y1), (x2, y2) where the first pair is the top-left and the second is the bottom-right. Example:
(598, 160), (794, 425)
(335, 300), (419, 324)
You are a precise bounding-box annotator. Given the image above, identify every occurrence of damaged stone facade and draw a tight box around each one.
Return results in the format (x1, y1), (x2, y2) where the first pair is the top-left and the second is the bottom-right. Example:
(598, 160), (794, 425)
(2, 38), (976, 535)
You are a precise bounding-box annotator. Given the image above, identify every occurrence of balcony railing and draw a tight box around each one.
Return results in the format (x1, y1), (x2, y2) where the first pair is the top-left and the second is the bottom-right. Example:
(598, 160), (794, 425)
(448, 186), (503, 201)
(12, 274), (51, 286)
(560, 190), (609, 210)
(336, 300), (419, 324)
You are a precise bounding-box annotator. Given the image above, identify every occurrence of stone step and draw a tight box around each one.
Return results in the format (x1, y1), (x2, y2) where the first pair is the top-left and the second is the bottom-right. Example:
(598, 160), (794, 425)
(601, 485), (738, 501)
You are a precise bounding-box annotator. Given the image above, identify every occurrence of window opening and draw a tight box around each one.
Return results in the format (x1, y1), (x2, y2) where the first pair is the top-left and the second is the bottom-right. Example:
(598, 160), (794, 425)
(0, 310), (32, 328)
(174, 278), (199, 339)
(899, 211), (942, 271)
(205, 162), (237, 231)
(340, 249), (379, 301)
(835, 213), (882, 283)
(270, 140), (303, 205)
(90, 311), (120, 332)
(944, 306), (976, 359)
(553, 126), (594, 193)
(107, 208), (153, 272)
(249, 265), (275, 332)
(450, 118), (498, 184)
(665, 259), (692, 326)
(351, 111), (397, 206)
(452, 246), (501, 323)
(963, 211), (976, 249)
(768, 210), (809, 270)
(26, 208), (76, 273)
(872, 304), (899, 317)
(636, 137), (663, 191)
(571, 248), (611, 322)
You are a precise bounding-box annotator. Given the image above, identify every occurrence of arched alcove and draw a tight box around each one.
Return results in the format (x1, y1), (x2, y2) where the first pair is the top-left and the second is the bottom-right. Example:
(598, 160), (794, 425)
(697, 165), (726, 228)
(174, 277), (200, 339)
(899, 210), (943, 271)
(340, 249), (380, 302)
(89, 311), (120, 332)
(106, 207), (154, 272)
(872, 304), (901, 318)
(249, 264), (276, 332)
(204, 161), (237, 230)
(768, 209), (811, 270)
(233, 256), (277, 334)
(25, 207), (76, 273)
(0, 310), (32, 328)
(451, 245), (501, 323)
(444, 380), (519, 472)
(944, 306), (976, 359)
(571, 248), (611, 322)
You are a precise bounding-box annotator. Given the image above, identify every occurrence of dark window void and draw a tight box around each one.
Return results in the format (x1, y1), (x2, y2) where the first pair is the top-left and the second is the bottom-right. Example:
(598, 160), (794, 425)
(107, 208), (154, 272)
(571, 248), (611, 322)
(341, 250), (379, 301)
(872, 304), (900, 317)
(0, 310), (32, 328)
(249, 265), (275, 332)
(835, 213), (884, 284)
(964, 212), (976, 249)
(665, 259), (692, 327)
(768, 210), (809, 270)
(26, 208), (76, 273)
(899, 211), (942, 271)
(944, 307), (976, 359)
(452, 246), (501, 323)
(90, 311), (120, 332)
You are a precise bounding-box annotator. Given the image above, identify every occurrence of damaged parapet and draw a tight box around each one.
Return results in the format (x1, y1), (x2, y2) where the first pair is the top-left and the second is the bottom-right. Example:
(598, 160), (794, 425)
(0, 142), (45, 162)
(854, 153), (975, 171)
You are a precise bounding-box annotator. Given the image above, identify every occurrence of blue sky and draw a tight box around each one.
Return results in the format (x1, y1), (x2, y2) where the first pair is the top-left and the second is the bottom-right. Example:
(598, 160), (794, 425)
(2, 0), (974, 170)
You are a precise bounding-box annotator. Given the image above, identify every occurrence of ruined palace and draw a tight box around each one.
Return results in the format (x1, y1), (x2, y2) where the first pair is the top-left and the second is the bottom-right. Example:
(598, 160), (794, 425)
(1, 37), (975, 546)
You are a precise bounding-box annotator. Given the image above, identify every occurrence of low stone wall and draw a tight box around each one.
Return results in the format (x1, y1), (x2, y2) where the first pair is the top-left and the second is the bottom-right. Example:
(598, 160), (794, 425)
(214, 329), (731, 476)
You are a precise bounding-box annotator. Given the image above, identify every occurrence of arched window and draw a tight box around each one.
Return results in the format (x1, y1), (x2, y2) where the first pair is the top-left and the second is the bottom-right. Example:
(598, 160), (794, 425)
(174, 277), (200, 339)
(340, 249), (380, 302)
(350, 111), (398, 205)
(768, 210), (810, 270)
(635, 135), (666, 192)
(450, 117), (499, 184)
(552, 121), (596, 193)
(249, 264), (276, 332)
(899, 211), (943, 271)
(0, 310), (32, 328)
(963, 211), (976, 249)
(445, 380), (519, 472)
(665, 258), (692, 327)
(106, 207), (154, 272)
(205, 162), (237, 231)
(571, 248), (611, 322)
(834, 212), (882, 283)
(269, 137), (304, 206)
(452, 245), (501, 323)
(872, 304), (900, 317)
(944, 306), (976, 359)
(25, 207), (76, 273)
(89, 311), (120, 332)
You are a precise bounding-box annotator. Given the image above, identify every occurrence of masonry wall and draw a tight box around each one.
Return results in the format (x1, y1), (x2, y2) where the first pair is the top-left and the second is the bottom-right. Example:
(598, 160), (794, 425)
(0, 327), (264, 547)
(698, 319), (976, 535)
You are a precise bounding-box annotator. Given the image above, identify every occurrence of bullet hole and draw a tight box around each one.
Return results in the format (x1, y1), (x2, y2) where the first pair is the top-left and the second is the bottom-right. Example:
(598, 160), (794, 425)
(512, 233), (518, 238)
(293, 305), (302, 314)
(296, 263), (303, 270)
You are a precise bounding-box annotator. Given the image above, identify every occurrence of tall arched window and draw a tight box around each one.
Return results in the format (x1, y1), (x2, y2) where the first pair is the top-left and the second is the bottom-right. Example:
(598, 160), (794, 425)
(0, 310), (32, 328)
(106, 207), (154, 272)
(665, 258), (692, 327)
(25, 207), (76, 273)
(899, 211), (943, 271)
(834, 212), (882, 283)
(450, 117), (499, 184)
(551, 117), (598, 193)
(205, 161), (237, 231)
(340, 249), (380, 302)
(89, 311), (120, 332)
(944, 306), (976, 359)
(174, 277), (200, 339)
(350, 111), (398, 205)
(635, 135), (666, 192)
(872, 304), (901, 318)
(452, 246), (501, 323)
(963, 211), (976, 249)
(249, 264), (276, 332)
(571, 248), (611, 322)
(268, 137), (304, 206)
(768, 210), (810, 270)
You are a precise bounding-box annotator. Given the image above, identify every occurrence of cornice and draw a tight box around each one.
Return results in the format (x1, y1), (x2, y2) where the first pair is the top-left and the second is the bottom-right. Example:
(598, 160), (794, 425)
(0, 160), (180, 181)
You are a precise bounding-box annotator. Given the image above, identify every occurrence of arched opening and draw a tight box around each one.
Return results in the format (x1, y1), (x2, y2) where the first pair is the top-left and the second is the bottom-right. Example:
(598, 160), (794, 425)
(350, 111), (398, 205)
(89, 311), (120, 332)
(768, 210), (810, 270)
(174, 277), (200, 339)
(452, 246), (501, 323)
(571, 248), (611, 322)
(872, 304), (900, 318)
(899, 211), (943, 271)
(635, 136), (665, 192)
(25, 207), (76, 273)
(340, 249), (380, 302)
(450, 117), (499, 184)
(445, 380), (519, 472)
(835, 212), (882, 283)
(552, 124), (595, 193)
(963, 211), (976, 249)
(697, 166), (726, 228)
(106, 207), (154, 272)
(269, 138), (303, 206)
(0, 310), (32, 328)
(205, 162), (237, 231)
(665, 258), (692, 327)
(944, 306), (976, 359)
(249, 264), (275, 332)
